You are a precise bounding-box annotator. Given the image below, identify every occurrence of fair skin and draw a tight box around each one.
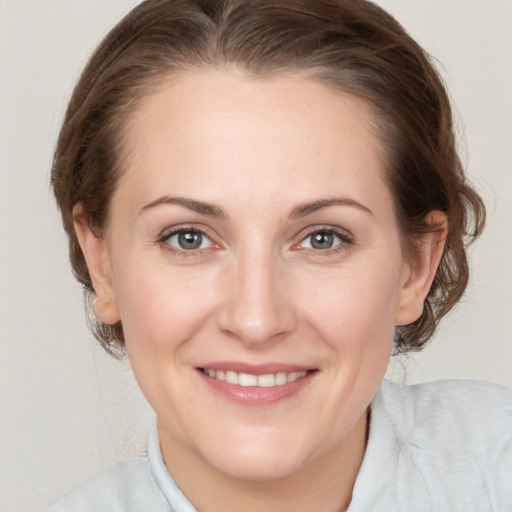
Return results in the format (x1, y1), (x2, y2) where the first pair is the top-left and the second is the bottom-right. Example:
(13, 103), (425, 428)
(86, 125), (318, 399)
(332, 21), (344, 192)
(75, 70), (446, 512)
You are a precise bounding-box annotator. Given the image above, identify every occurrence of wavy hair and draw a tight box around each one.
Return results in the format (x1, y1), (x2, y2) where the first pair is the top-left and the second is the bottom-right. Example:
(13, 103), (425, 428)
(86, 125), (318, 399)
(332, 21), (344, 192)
(52, 0), (485, 356)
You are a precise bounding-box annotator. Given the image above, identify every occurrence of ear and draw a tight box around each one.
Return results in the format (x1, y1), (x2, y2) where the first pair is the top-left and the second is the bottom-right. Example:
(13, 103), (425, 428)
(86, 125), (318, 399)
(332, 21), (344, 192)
(395, 211), (447, 326)
(73, 204), (121, 325)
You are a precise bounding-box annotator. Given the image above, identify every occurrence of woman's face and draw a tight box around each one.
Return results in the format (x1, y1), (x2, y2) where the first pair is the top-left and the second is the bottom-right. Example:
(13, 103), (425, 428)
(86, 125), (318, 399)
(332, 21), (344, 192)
(85, 70), (426, 480)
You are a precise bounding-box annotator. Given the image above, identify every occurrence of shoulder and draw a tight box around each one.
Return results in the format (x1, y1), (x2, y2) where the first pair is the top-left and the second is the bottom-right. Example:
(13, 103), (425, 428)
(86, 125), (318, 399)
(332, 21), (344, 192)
(368, 379), (512, 510)
(379, 378), (512, 437)
(44, 456), (171, 512)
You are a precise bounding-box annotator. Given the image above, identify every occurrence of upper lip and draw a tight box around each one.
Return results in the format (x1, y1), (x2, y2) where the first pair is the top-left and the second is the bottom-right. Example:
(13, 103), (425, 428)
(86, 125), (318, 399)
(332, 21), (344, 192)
(197, 362), (315, 375)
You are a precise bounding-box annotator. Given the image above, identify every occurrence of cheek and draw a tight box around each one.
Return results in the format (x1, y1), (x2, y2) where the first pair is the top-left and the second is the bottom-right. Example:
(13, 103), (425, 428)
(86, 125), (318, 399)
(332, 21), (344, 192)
(300, 265), (401, 346)
(112, 259), (218, 354)
(296, 260), (401, 396)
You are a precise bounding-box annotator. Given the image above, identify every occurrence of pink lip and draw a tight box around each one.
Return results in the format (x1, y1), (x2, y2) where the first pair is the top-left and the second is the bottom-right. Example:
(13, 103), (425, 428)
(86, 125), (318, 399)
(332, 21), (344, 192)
(196, 363), (317, 406)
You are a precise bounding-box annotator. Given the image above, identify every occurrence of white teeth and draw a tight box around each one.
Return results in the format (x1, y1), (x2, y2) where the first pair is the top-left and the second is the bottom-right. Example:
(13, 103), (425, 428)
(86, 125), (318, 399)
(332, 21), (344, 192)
(275, 372), (287, 385)
(238, 373), (258, 387)
(287, 372), (299, 383)
(203, 369), (309, 387)
(257, 374), (275, 387)
(225, 371), (239, 385)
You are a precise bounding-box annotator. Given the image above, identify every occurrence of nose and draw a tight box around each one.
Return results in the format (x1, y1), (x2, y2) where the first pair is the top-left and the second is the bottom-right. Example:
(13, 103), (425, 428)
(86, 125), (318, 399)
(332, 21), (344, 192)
(216, 248), (297, 348)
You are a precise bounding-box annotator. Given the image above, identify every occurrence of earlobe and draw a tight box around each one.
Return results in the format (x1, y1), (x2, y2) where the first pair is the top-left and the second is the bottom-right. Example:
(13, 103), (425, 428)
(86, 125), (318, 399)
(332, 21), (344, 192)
(73, 204), (121, 325)
(395, 211), (447, 326)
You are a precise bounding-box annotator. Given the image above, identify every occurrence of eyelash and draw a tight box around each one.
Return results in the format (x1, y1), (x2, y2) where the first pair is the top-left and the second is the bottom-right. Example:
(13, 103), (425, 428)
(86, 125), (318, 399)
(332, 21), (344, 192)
(294, 226), (354, 256)
(157, 225), (219, 257)
(156, 225), (354, 257)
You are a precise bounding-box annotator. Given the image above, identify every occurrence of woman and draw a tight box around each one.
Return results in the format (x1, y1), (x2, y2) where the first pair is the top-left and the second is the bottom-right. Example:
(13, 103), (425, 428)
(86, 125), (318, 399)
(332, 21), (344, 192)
(46, 0), (511, 510)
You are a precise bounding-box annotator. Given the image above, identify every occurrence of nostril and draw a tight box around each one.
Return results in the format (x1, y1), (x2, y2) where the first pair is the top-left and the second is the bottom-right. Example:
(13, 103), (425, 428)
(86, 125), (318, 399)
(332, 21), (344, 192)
(217, 310), (295, 348)
(215, 261), (298, 346)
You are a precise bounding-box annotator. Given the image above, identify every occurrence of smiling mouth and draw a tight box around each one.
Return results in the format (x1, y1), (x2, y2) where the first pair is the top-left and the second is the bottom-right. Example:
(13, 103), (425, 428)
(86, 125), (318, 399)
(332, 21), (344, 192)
(200, 368), (314, 387)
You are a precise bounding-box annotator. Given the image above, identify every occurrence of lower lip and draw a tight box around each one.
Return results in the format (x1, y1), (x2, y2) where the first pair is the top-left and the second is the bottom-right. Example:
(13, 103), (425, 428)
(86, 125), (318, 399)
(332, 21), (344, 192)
(198, 370), (316, 406)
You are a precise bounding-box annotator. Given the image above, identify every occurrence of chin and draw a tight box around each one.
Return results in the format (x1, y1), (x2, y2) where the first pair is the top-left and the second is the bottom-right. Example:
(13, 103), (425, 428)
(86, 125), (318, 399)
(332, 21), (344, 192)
(195, 429), (320, 482)
(211, 451), (307, 482)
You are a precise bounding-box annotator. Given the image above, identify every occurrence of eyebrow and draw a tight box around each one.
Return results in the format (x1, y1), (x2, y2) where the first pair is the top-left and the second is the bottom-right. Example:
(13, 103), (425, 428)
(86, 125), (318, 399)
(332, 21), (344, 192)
(140, 196), (227, 218)
(290, 198), (373, 218)
(140, 195), (372, 219)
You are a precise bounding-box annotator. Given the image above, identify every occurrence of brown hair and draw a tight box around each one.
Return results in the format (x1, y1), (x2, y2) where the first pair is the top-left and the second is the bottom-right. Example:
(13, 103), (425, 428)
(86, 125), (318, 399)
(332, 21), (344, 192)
(52, 0), (485, 357)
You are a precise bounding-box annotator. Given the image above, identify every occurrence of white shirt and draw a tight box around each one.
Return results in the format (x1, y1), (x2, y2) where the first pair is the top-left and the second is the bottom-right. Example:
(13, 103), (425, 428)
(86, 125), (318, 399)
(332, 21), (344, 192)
(45, 379), (512, 511)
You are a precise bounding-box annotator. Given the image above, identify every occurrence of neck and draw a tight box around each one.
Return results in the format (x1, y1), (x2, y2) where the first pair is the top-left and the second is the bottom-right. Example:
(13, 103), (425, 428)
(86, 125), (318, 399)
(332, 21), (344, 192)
(158, 411), (368, 512)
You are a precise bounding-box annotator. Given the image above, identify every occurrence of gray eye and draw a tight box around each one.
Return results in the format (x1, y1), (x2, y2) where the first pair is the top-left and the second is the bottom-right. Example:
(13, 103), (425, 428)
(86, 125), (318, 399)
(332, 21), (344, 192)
(311, 232), (334, 249)
(167, 230), (211, 250)
(300, 231), (341, 250)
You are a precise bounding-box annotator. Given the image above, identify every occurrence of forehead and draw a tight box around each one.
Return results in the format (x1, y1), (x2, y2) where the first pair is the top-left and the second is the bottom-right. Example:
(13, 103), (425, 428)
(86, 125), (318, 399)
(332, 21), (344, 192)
(115, 69), (391, 214)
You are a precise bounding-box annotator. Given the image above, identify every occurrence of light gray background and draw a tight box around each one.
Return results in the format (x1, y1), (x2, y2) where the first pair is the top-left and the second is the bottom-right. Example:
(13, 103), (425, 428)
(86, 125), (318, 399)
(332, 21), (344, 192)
(1, 1), (511, 510)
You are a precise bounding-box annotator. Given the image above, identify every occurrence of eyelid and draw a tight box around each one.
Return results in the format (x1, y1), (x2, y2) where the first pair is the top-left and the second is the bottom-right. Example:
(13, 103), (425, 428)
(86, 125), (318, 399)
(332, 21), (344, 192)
(292, 225), (354, 252)
(157, 224), (221, 254)
(167, 230), (212, 250)
(155, 223), (353, 256)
